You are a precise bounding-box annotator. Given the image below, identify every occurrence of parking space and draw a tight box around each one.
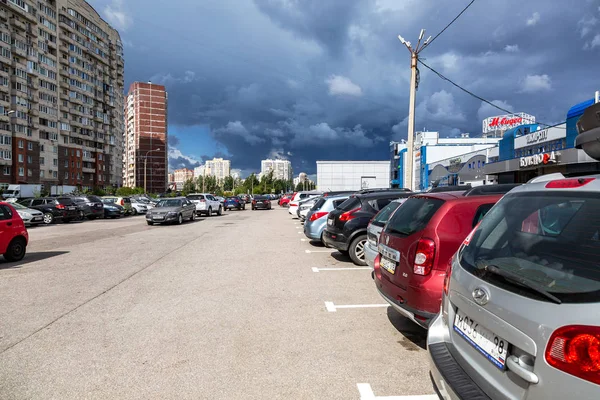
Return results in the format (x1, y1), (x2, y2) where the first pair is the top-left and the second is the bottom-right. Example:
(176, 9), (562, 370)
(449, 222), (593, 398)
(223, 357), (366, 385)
(0, 203), (433, 399)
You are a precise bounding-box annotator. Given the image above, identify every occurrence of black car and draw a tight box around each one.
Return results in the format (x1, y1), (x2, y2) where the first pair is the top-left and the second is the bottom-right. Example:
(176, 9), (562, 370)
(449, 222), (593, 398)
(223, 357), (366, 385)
(323, 191), (412, 266)
(71, 195), (104, 220)
(101, 199), (125, 218)
(252, 195), (272, 210)
(18, 197), (79, 224)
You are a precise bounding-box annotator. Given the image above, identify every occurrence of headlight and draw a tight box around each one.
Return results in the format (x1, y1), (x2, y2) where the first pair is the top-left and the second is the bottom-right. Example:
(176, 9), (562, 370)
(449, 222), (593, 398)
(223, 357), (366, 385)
(167, 212), (178, 216)
(21, 212), (32, 218)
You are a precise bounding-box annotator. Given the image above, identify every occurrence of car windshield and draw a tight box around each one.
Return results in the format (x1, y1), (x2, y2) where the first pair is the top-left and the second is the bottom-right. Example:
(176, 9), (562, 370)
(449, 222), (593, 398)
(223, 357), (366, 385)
(371, 200), (404, 227)
(384, 197), (444, 236)
(11, 202), (26, 210)
(103, 198), (117, 204)
(460, 192), (600, 303)
(157, 199), (182, 207)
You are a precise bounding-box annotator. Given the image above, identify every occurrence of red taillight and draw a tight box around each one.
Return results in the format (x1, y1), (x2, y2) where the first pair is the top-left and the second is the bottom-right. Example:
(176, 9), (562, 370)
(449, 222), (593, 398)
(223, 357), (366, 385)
(290, 203), (298, 207)
(309, 211), (328, 221)
(120, 199), (124, 206)
(252, 200), (256, 204)
(339, 207), (360, 222)
(443, 257), (453, 295)
(546, 177), (595, 189)
(546, 325), (600, 385)
(56, 204), (65, 210)
(413, 238), (435, 275)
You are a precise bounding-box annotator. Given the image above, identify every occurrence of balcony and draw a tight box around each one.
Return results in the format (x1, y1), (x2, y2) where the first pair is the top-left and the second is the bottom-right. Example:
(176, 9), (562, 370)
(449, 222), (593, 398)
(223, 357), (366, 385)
(83, 156), (95, 163)
(0, 9), (7, 20)
(9, 18), (25, 32)
(82, 167), (95, 173)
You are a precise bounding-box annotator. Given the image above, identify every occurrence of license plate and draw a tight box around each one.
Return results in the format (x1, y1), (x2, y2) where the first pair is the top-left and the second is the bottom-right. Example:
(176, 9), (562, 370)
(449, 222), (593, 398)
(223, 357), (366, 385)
(68, 207), (76, 211)
(32, 217), (42, 221)
(154, 216), (164, 220)
(453, 309), (509, 369)
(380, 256), (396, 274)
(327, 219), (333, 226)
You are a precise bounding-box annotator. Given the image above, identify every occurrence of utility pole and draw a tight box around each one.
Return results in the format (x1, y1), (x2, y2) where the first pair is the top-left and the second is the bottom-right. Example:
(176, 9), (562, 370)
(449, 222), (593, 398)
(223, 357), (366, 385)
(399, 29), (431, 191)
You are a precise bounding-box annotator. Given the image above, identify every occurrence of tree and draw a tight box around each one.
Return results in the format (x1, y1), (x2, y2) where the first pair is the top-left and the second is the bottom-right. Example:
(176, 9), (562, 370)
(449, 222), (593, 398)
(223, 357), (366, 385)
(223, 176), (234, 191)
(182, 178), (196, 195)
(295, 182), (304, 191)
(243, 174), (259, 194)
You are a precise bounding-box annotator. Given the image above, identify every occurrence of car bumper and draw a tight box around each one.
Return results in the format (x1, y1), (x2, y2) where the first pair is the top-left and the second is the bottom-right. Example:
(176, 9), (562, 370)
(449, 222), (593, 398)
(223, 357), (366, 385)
(288, 206), (298, 215)
(364, 242), (378, 269)
(105, 210), (124, 217)
(253, 203), (270, 209)
(22, 215), (44, 225)
(146, 214), (178, 223)
(374, 279), (438, 329)
(304, 220), (325, 240)
(322, 230), (349, 251)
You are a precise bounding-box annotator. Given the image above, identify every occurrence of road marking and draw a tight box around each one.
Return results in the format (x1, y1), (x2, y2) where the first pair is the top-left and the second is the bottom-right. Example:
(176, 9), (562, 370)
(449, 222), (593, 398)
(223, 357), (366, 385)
(305, 249), (334, 253)
(312, 267), (371, 272)
(357, 383), (438, 400)
(300, 238), (307, 242)
(324, 302), (389, 312)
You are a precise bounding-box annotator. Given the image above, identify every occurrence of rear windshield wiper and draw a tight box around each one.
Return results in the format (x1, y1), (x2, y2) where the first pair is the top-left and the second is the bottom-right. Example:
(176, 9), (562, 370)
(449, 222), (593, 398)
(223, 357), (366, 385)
(385, 228), (411, 236)
(483, 264), (562, 304)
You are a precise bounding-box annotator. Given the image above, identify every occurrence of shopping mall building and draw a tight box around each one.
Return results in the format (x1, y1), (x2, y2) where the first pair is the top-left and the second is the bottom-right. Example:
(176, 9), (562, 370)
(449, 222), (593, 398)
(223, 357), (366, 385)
(390, 92), (600, 190)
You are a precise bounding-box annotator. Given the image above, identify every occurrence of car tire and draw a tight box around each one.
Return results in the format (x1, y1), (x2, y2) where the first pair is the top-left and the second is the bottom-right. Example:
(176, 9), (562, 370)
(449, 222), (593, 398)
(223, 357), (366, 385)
(78, 211), (84, 220)
(207, 207), (212, 217)
(190, 212), (195, 221)
(132, 208), (137, 216)
(217, 206), (222, 216)
(147, 221), (153, 226)
(349, 235), (368, 266)
(4, 237), (26, 262)
(43, 212), (54, 224)
(177, 214), (183, 225)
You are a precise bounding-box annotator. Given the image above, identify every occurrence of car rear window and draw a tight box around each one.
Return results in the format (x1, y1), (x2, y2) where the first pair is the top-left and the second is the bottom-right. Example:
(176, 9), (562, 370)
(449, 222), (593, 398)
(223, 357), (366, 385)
(460, 192), (600, 303)
(338, 197), (361, 211)
(87, 196), (101, 203)
(312, 198), (327, 211)
(371, 201), (404, 227)
(188, 195), (205, 200)
(123, 198), (131, 203)
(384, 197), (445, 236)
(57, 198), (74, 205)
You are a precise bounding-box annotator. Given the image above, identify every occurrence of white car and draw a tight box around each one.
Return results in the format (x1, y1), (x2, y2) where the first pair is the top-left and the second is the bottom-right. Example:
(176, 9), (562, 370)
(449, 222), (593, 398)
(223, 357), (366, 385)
(298, 197), (319, 220)
(288, 191), (322, 217)
(130, 201), (148, 215)
(11, 202), (45, 226)
(187, 193), (222, 216)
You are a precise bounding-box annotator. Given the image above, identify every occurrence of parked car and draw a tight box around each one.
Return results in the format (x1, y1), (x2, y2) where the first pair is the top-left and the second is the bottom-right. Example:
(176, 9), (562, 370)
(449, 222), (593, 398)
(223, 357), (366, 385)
(428, 176), (600, 400)
(373, 191), (503, 329)
(146, 197), (196, 225)
(252, 195), (272, 210)
(304, 195), (350, 242)
(187, 193), (222, 216)
(323, 191), (412, 265)
(0, 202), (28, 261)
(289, 191), (322, 217)
(18, 197), (79, 224)
(102, 196), (132, 215)
(130, 200), (148, 215)
(239, 194), (252, 204)
(214, 196), (225, 207)
(225, 196), (245, 211)
(279, 194), (293, 207)
(10, 202), (44, 226)
(101, 199), (125, 219)
(364, 198), (407, 269)
(70, 195), (104, 220)
(132, 196), (156, 210)
(297, 197), (319, 221)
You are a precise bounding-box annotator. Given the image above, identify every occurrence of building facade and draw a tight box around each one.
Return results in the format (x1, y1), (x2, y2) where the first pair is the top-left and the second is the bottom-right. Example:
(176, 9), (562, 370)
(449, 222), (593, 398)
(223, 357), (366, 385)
(261, 158), (291, 181)
(317, 161), (390, 191)
(204, 157), (230, 181)
(193, 164), (204, 178)
(0, 0), (124, 192)
(123, 82), (167, 193)
(173, 167), (192, 190)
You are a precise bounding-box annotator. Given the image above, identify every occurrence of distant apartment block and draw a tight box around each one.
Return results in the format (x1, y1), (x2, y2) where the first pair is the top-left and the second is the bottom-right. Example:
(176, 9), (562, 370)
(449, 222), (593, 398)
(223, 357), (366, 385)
(193, 164), (204, 178)
(261, 159), (292, 181)
(204, 157), (230, 180)
(123, 82), (167, 193)
(173, 167), (192, 190)
(0, 0), (125, 191)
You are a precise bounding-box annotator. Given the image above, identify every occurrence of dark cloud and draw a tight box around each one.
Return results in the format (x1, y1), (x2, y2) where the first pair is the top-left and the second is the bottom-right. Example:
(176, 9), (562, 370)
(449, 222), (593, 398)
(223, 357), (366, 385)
(167, 135), (180, 147)
(90, 0), (600, 174)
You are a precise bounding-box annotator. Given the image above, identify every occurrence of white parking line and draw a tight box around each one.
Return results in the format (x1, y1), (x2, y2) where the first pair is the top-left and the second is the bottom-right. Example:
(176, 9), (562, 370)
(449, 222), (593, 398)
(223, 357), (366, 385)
(312, 267), (371, 272)
(324, 302), (389, 312)
(357, 383), (438, 399)
(305, 249), (334, 253)
(300, 238), (307, 242)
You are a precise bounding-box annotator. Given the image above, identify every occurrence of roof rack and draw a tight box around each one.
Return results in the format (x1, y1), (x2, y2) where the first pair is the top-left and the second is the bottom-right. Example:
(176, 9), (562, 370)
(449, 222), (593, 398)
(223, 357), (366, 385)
(426, 185), (471, 193)
(463, 184), (521, 196)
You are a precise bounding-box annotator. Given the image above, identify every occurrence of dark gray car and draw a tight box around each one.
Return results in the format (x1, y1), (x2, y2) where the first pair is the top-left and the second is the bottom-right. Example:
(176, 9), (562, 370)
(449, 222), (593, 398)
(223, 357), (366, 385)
(145, 197), (196, 225)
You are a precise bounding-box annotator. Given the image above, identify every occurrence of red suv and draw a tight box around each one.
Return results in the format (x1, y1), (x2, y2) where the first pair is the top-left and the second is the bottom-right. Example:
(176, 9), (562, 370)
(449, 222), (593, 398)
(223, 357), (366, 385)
(0, 202), (29, 262)
(373, 191), (504, 328)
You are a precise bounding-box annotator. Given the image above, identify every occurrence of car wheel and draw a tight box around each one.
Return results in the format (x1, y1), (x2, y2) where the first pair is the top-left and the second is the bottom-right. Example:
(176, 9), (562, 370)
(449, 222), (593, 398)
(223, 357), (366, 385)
(88, 216), (96, 221)
(207, 207), (212, 217)
(78, 211), (84, 220)
(4, 237), (26, 262)
(217, 206), (222, 216)
(132, 208), (137, 216)
(252, 206), (255, 210)
(349, 235), (368, 266)
(43, 212), (54, 224)
(190, 212), (195, 221)
(177, 214), (183, 225)
(147, 221), (153, 226)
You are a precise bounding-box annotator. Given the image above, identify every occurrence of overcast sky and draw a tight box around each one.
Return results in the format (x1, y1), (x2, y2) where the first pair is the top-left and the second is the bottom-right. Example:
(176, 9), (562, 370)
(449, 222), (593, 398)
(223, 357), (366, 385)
(89, 0), (600, 177)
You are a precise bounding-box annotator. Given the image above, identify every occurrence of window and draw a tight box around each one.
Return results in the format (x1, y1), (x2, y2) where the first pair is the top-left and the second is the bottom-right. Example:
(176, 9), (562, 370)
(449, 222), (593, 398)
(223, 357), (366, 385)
(385, 197), (445, 237)
(27, 169), (31, 177)
(18, 167), (24, 176)
(371, 200), (405, 227)
(40, 170), (44, 178)
(19, 140), (24, 149)
(64, 172), (68, 179)
(18, 154), (23, 162)
(27, 142), (33, 150)
(64, 160), (68, 167)
(52, 171), (57, 178)
(0, 205), (12, 221)
(27, 155), (32, 163)
(2, 166), (10, 175)
(53, 158), (58, 166)
(472, 203), (495, 228)
(40, 157), (44, 165)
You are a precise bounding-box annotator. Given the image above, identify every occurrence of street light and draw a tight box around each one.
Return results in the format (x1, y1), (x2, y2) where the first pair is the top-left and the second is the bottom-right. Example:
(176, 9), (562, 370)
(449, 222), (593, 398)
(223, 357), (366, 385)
(144, 148), (161, 194)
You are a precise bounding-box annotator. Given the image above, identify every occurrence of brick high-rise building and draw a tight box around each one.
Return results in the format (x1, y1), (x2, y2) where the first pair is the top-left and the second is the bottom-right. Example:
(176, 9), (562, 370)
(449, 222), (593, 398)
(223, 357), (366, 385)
(123, 82), (167, 193)
(0, 0), (124, 192)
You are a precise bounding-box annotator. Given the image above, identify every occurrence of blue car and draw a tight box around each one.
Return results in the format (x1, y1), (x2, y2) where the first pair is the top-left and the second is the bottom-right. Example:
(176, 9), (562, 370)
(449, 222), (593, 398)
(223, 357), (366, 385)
(224, 196), (245, 211)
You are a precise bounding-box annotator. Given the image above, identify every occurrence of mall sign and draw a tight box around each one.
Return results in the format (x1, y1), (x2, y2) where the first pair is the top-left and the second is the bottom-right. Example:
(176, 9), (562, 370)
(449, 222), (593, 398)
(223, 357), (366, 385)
(482, 112), (536, 134)
(514, 125), (566, 149)
(519, 151), (558, 168)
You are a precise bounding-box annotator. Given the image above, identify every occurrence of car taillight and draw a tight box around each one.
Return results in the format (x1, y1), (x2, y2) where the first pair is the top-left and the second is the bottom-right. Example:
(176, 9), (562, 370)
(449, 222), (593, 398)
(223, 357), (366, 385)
(56, 204), (65, 210)
(339, 207), (360, 222)
(309, 211), (328, 221)
(546, 325), (600, 385)
(290, 203), (297, 207)
(414, 238), (435, 275)
(120, 199), (124, 206)
(546, 177), (595, 189)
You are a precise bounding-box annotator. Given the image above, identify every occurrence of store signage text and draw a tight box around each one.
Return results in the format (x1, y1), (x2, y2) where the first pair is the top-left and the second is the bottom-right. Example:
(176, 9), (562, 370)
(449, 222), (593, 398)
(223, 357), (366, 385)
(482, 113), (535, 134)
(519, 151), (558, 168)
(525, 129), (547, 145)
(489, 116), (522, 128)
(514, 125), (566, 149)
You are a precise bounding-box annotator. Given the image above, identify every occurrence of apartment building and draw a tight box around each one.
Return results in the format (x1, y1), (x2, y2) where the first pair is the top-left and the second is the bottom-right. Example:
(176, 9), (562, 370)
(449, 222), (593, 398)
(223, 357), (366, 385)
(260, 158), (292, 181)
(173, 167), (192, 190)
(123, 82), (167, 193)
(0, 0), (124, 192)
(204, 157), (230, 181)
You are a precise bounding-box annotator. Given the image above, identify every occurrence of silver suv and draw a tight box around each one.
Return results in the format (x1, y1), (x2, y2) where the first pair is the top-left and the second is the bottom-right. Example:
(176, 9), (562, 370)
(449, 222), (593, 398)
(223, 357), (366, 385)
(428, 176), (600, 399)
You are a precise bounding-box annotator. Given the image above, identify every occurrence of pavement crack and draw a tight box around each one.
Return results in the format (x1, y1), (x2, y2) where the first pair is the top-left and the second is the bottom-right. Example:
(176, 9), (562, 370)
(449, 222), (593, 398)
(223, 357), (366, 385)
(0, 233), (206, 356)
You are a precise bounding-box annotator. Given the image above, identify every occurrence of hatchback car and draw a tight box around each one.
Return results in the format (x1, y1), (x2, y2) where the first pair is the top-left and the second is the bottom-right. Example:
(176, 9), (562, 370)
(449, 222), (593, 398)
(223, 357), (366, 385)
(428, 176), (600, 400)
(102, 196), (132, 215)
(225, 196), (245, 211)
(101, 199), (125, 219)
(323, 191), (412, 265)
(288, 191), (322, 216)
(374, 192), (502, 328)
(304, 195), (349, 242)
(0, 202), (28, 262)
(10, 202), (44, 226)
(252, 195), (272, 210)
(18, 197), (79, 224)
(71, 195), (104, 220)
(364, 198), (407, 269)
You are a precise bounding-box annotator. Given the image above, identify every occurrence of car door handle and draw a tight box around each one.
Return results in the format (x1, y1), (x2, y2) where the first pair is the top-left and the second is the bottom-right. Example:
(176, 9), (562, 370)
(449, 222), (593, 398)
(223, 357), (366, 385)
(506, 355), (539, 384)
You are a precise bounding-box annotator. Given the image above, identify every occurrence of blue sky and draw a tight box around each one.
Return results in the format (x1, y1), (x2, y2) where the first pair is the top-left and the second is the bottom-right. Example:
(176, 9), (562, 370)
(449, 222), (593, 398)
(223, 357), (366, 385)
(89, 0), (600, 177)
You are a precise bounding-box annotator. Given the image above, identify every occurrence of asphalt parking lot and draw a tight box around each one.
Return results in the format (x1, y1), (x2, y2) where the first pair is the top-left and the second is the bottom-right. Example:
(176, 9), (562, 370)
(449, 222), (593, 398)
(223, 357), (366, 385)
(0, 205), (434, 400)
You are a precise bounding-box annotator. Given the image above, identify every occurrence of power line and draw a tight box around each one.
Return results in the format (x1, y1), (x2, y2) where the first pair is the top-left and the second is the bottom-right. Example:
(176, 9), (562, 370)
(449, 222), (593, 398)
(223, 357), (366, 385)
(417, 59), (566, 129)
(422, 0), (476, 51)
